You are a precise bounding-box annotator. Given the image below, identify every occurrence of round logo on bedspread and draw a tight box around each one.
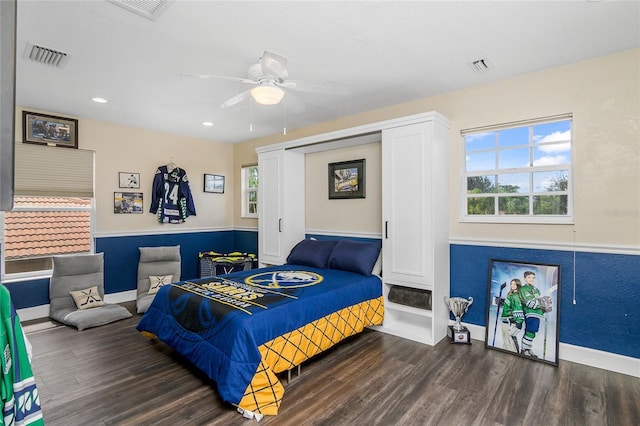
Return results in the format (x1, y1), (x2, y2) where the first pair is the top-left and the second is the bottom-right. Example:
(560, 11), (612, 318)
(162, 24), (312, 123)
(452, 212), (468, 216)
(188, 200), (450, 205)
(245, 270), (323, 289)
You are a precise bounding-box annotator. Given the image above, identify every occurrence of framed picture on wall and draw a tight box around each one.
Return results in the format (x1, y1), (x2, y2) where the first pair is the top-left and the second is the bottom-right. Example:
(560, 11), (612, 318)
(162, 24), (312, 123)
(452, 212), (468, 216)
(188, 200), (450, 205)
(22, 110), (78, 148)
(114, 192), (143, 214)
(485, 259), (560, 366)
(119, 172), (140, 189)
(328, 159), (365, 199)
(204, 174), (225, 193)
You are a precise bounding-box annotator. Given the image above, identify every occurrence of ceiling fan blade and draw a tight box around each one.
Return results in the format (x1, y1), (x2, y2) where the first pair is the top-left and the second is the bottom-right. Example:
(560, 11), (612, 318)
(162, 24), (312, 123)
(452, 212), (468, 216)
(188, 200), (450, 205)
(220, 90), (251, 108)
(277, 81), (297, 89)
(180, 72), (257, 85)
(260, 51), (288, 80)
(285, 80), (350, 95)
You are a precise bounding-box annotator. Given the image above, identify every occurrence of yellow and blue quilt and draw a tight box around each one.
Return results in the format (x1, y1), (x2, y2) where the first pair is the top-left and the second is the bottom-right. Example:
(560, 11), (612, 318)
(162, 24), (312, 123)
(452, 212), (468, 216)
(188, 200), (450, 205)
(136, 264), (383, 416)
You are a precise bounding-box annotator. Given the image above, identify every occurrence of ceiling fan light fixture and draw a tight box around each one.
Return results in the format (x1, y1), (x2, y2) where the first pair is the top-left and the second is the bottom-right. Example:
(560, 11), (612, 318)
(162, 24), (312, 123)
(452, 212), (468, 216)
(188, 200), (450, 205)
(250, 84), (284, 105)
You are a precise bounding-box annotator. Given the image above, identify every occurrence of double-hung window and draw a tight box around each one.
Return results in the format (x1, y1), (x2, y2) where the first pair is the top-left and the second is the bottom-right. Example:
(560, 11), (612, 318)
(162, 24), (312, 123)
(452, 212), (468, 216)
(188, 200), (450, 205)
(462, 114), (573, 223)
(241, 165), (258, 218)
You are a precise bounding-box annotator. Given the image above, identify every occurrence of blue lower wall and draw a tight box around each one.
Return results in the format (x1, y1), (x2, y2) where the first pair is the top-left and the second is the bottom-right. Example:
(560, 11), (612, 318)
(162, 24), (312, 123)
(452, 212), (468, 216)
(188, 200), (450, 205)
(4, 229), (258, 310)
(96, 231), (237, 294)
(450, 244), (640, 359)
(3, 231), (638, 360)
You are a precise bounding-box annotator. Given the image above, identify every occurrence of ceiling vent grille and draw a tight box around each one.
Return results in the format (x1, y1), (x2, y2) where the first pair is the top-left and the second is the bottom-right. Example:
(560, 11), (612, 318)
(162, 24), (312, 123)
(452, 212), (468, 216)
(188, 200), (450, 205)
(107, 0), (172, 21)
(23, 42), (70, 68)
(470, 58), (492, 73)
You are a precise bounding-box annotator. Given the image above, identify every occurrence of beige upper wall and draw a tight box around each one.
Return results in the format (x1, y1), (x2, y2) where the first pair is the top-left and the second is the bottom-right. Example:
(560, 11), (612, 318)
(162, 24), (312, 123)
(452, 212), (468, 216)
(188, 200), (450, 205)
(234, 49), (640, 247)
(305, 143), (382, 234)
(15, 107), (234, 234)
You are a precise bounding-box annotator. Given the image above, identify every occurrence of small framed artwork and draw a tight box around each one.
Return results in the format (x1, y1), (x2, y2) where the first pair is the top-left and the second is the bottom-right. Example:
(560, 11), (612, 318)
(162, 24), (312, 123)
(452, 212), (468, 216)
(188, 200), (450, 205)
(485, 259), (561, 366)
(114, 192), (143, 214)
(22, 110), (78, 149)
(119, 172), (140, 189)
(328, 159), (366, 199)
(204, 174), (225, 193)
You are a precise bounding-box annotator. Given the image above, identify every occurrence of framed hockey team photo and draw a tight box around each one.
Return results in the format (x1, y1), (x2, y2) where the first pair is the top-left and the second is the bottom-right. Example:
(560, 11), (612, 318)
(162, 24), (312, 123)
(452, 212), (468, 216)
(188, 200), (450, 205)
(485, 259), (560, 366)
(114, 192), (143, 214)
(22, 110), (78, 149)
(119, 172), (140, 189)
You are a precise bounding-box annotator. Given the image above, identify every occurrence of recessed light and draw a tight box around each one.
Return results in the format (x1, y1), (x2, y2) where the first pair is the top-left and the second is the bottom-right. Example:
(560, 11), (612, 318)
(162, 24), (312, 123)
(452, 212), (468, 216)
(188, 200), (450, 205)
(92, 97), (108, 103)
(202, 122), (214, 127)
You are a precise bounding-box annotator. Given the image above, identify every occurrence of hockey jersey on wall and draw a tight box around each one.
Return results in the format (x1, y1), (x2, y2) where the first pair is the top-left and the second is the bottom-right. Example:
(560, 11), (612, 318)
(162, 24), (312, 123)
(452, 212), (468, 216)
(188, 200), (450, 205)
(149, 165), (196, 224)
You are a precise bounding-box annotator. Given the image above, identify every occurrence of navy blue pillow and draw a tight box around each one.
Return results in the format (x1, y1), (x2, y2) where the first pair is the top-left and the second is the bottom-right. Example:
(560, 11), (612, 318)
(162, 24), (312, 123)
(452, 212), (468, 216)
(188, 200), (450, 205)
(286, 239), (338, 268)
(327, 240), (381, 276)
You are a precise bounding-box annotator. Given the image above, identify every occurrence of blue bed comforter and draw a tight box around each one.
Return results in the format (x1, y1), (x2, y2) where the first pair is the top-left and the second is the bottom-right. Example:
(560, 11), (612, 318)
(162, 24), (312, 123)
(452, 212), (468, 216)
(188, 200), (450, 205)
(136, 264), (382, 414)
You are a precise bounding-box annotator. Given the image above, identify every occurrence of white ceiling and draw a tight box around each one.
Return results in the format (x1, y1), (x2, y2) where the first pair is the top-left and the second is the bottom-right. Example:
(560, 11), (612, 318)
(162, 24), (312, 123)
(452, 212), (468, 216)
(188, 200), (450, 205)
(15, 1), (640, 144)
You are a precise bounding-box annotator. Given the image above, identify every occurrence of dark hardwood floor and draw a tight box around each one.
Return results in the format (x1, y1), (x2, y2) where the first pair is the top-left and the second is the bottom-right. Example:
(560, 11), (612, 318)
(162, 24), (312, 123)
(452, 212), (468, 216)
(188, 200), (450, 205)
(24, 306), (639, 426)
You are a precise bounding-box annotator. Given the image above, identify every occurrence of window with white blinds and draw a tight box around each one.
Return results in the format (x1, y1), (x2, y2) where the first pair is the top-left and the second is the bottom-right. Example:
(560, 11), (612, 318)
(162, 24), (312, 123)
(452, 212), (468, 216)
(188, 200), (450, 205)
(3, 141), (95, 279)
(14, 142), (94, 197)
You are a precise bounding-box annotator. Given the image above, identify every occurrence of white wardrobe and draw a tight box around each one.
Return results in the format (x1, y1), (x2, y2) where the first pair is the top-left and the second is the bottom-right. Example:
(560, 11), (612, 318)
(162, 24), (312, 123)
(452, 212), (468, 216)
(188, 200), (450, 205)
(256, 111), (451, 345)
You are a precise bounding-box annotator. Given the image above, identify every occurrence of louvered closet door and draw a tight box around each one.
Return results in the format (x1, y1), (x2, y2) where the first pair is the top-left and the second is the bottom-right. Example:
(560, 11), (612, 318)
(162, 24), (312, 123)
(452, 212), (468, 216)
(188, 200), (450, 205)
(382, 121), (434, 288)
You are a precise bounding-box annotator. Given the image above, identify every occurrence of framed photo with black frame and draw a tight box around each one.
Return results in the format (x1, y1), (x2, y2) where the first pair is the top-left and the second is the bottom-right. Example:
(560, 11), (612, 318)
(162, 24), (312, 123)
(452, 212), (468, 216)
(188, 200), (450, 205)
(328, 159), (365, 199)
(114, 192), (143, 214)
(119, 172), (140, 189)
(204, 174), (225, 193)
(22, 110), (78, 148)
(485, 259), (560, 366)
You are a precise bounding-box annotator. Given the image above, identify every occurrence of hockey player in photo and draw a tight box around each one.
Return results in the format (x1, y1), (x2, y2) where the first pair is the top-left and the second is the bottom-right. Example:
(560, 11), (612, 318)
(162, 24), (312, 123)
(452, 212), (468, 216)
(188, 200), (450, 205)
(500, 278), (524, 353)
(149, 164), (196, 224)
(518, 271), (543, 357)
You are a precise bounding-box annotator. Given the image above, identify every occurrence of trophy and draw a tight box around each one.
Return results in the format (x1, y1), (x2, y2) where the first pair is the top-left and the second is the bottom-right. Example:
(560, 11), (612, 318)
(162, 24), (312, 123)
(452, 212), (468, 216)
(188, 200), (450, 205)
(444, 296), (474, 344)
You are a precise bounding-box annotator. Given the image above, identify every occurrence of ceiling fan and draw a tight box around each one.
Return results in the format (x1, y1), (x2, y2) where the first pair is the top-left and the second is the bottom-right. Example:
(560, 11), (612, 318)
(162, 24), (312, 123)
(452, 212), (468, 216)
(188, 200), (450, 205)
(182, 50), (346, 109)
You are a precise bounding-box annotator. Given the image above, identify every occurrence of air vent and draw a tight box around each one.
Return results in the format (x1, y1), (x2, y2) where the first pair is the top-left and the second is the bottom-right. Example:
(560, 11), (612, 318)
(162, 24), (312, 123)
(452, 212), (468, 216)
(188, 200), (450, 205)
(23, 42), (70, 68)
(470, 58), (493, 73)
(107, 0), (172, 21)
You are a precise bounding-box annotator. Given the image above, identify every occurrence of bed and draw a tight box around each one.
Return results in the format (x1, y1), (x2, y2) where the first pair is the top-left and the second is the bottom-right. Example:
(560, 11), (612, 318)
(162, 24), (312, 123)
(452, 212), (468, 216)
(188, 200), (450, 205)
(136, 239), (383, 418)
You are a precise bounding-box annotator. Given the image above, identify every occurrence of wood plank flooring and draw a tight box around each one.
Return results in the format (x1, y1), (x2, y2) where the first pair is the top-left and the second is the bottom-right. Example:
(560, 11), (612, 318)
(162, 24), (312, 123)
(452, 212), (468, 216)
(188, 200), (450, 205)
(24, 307), (639, 426)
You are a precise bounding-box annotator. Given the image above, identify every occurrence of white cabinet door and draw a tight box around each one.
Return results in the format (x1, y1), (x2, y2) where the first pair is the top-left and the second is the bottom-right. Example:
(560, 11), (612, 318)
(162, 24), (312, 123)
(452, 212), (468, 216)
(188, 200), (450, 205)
(258, 150), (283, 265)
(382, 121), (434, 288)
(258, 149), (305, 266)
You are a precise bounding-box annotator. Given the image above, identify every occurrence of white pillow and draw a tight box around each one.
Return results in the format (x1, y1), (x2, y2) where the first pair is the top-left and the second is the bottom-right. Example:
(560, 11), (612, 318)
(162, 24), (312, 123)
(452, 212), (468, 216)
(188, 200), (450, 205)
(69, 286), (106, 310)
(148, 275), (173, 295)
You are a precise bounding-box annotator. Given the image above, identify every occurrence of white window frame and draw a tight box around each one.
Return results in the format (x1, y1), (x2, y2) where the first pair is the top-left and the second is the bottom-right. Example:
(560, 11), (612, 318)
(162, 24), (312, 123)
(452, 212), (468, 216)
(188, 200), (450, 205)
(460, 114), (574, 224)
(241, 165), (258, 219)
(1, 197), (95, 281)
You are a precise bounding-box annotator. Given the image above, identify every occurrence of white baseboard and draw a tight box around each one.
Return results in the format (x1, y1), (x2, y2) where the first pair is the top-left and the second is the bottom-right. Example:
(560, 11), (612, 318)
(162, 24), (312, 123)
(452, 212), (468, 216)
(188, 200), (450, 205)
(17, 305), (50, 322)
(104, 290), (137, 304)
(464, 323), (639, 378)
(558, 342), (639, 378)
(17, 290), (137, 322)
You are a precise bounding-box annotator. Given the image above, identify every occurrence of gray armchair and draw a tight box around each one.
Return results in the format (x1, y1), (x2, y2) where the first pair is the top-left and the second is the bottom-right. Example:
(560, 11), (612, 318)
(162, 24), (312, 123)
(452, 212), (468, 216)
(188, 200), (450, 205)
(49, 253), (132, 330)
(136, 246), (181, 314)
